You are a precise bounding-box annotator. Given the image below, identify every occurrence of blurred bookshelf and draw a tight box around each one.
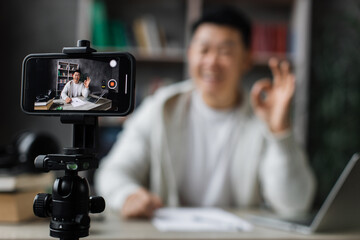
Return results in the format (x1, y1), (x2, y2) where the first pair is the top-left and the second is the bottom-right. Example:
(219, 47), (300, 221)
(76, 0), (311, 145)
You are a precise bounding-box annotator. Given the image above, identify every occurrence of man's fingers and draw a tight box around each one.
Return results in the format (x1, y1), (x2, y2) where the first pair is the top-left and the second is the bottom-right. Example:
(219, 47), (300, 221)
(280, 60), (290, 78)
(151, 194), (164, 209)
(121, 188), (162, 219)
(141, 194), (163, 217)
(136, 193), (162, 218)
(122, 198), (149, 218)
(269, 58), (294, 91)
(251, 79), (272, 109)
(285, 73), (296, 96)
(269, 57), (281, 86)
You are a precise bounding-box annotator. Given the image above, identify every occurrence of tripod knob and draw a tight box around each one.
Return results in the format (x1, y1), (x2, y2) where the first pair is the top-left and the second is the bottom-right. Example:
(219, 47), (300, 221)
(33, 193), (52, 217)
(75, 214), (91, 226)
(89, 196), (105, 214)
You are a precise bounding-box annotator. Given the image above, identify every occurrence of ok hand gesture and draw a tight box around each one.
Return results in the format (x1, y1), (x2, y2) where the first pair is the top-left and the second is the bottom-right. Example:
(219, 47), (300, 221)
(84, 77), (91, 88)
(251, 58), (295, 134)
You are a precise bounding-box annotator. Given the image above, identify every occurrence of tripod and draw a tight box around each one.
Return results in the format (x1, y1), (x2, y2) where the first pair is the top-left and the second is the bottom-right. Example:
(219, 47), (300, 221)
(33, 115), (105, 240)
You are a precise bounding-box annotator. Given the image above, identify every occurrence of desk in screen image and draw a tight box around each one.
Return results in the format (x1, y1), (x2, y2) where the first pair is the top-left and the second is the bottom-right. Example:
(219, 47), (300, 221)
(51, 95), (112, 111)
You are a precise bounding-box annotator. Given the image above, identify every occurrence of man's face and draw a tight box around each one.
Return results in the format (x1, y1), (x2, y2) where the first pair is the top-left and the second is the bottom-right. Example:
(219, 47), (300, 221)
(188, 23), (250, 109)
(73, 72), (80, 83)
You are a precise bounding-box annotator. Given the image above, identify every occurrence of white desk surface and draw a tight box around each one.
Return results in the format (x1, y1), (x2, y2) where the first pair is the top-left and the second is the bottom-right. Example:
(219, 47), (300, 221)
(52, 96), (112, 111)
(0, 209), (359, 240)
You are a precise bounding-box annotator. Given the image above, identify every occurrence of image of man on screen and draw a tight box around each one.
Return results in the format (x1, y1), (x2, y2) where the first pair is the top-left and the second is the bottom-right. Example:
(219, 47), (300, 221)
(61, 71), (91, 103)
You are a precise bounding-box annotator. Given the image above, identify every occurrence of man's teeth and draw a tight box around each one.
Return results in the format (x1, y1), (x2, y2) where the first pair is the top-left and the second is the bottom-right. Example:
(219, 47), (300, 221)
(203, 77), (220, 82)
(203, 75), (220, 82)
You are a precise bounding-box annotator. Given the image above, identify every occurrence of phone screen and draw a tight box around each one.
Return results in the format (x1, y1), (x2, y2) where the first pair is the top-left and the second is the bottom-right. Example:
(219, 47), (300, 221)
(21, 52), (136, 116)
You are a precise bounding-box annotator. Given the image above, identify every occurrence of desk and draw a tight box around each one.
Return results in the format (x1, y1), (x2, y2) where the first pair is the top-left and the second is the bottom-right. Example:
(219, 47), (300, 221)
(51, 96), (112, 111)
(0, 210), (359, 240)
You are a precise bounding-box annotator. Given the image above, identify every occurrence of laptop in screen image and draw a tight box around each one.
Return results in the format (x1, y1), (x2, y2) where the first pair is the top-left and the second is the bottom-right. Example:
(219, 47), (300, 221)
(87, 90), (107, 104)
(248, 153), (360, 234)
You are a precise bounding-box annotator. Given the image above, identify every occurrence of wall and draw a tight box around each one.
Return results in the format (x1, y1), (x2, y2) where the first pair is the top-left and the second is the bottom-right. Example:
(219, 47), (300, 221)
(0, 0), (78, 148)
(50, 59), (113, 94)
(309, 0), (360, 206)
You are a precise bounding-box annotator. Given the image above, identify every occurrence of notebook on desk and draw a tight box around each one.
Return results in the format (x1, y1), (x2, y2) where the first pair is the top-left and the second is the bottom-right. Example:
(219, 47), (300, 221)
(248, 153), (360, 234)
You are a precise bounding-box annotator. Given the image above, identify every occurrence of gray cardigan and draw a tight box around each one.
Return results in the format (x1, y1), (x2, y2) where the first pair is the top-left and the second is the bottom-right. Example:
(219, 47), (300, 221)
(95, 80), (316, 217)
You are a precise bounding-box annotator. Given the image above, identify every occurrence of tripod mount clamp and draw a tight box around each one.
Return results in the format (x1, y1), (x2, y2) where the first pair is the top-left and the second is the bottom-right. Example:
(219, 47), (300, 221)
(62, 40), (97, 54)
(35, 115), (99, 173)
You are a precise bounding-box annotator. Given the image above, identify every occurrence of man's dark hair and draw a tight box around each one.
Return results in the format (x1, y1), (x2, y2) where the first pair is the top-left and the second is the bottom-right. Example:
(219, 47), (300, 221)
(191, 6), (252, 49)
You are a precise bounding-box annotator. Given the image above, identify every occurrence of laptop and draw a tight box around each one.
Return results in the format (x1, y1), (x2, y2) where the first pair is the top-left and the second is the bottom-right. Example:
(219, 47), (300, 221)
(248, 153), (360, 234)
(87, 91), (107, 104)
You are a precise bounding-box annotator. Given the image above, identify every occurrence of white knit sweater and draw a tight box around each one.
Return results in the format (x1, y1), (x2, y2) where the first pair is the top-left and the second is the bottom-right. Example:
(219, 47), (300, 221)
(61, 80), (90, 100)
(95, 80), (316, 217)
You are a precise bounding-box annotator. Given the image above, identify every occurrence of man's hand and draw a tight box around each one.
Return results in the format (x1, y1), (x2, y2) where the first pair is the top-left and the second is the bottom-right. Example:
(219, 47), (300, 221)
(65, 97), (72, 104)
(251, 58), (295, 134)
(121, 188), (163, 219)
(84, 77), (91, 88)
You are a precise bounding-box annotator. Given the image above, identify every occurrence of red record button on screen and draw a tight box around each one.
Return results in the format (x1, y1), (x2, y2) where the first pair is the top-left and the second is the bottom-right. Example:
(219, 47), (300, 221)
(108, 79), (117, 89)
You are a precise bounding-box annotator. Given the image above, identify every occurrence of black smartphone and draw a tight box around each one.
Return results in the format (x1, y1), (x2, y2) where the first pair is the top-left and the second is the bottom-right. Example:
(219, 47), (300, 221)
(21, 52), (136, 116)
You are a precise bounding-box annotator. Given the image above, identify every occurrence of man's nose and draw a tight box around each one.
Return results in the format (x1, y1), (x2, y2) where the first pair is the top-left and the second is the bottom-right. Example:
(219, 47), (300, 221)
(204, 52), (219, 67)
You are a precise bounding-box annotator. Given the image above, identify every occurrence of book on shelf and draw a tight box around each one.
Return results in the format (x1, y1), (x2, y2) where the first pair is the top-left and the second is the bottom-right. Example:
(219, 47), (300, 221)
(69, 64), (79, 71)
(91, 0), (111, 47)
(0, 172), (54, 192)
(0, 189), (42, 222)
(58, 64), (68, 70)
(91, 1), (169, 55)
(133, 18), (148, 53)
(133, 15), (165, 55)
(251, 22), (289, 55)
(142, 15), (163, 54)
(110, 20), (129, 48)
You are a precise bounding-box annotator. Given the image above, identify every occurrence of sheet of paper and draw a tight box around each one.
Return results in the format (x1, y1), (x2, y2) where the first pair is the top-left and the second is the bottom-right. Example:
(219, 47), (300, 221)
(152, 207), (253, 232)
(71, 97), (86, 107)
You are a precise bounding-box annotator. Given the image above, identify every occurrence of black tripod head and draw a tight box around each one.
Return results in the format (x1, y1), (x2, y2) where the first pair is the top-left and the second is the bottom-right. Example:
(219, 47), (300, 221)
(33, 166), (105, 240)
(33, 114), (105, 240)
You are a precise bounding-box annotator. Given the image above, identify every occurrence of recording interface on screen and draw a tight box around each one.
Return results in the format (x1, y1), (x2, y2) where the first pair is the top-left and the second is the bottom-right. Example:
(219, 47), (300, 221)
(27, 57), (130, 112)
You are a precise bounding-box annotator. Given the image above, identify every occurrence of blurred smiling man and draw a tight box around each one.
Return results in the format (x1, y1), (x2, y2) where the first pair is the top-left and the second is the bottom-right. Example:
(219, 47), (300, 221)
(188, 22), (250, 110)
(95, 6), (316, 219)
